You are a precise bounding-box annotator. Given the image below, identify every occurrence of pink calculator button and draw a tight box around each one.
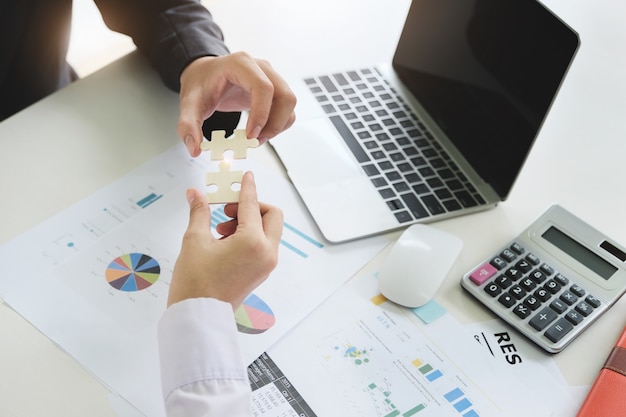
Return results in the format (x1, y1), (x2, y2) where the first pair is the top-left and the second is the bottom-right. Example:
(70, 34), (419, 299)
(469, 263), (498, 285)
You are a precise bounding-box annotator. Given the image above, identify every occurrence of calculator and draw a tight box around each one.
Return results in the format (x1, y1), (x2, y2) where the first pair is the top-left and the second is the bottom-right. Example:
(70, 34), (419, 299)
(461, 205), (626, 353)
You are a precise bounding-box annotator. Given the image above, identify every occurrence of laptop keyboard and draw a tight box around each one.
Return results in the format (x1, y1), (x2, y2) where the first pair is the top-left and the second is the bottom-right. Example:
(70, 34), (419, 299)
(304, 68), (486, 223)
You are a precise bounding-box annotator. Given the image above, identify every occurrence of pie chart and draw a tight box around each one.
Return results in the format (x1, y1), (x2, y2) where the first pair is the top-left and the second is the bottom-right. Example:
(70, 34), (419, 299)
(105, 253), (160, 292)
(235, 294), (276, 334)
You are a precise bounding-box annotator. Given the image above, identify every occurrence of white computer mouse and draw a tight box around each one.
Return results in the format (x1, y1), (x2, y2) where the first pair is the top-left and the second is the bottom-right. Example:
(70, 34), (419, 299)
(378, 224), (463, 308)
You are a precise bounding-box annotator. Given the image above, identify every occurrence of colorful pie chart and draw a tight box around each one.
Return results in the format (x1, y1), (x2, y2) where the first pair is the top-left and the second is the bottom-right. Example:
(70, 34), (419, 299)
(105, 253), (160, 292)
(235, 294), (276, 334)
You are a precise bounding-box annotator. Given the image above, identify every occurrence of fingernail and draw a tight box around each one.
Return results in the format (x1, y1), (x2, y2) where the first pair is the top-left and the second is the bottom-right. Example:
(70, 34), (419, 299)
(249, 126), (262, 140)
(186, 188), (196, 204)
(184, 134), (195, 154)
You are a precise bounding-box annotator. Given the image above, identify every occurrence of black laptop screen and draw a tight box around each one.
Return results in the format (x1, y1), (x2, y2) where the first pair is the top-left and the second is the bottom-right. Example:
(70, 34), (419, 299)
(392, 0), (579, 199)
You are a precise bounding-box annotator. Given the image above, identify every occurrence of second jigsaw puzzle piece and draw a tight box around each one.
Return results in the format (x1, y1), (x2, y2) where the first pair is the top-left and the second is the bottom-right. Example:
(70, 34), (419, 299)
(205, 161), (244, 204)
(200, 129), (259, 161)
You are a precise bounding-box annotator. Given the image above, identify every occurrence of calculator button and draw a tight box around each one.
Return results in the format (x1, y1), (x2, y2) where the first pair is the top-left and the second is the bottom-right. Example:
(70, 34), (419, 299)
(540, 263), (555, 276)
(554, 273), (569, 286)
(565, 309), (585, 325)
(515, 259), (532, 273)
(575, 301), (593, 316)
(520, 277), (537, 292)
(560, 290), (578, 305)
(498, 293), (516, 308)
(549, 299), (568, 314)
(523, 295), (541, 311)
(510, 242), (524, 255)
(513, 303), (532, 319)
(545, 318), (574, 343)
(500, 249), (517, 262)
(490, 257), (507, 270)
(509, 285), (527, 299)
(505, 267), (523, 281)
(585, 295), (601, 308)
(570, 284), (585, 297)
(530, 307), (558, 331)
(534, 288), (551, 302)
(529, 269), (547, 284)
(470, 263), (498, 285)
(484, 283), (502, 297)
(544, 279), (561, 294)
(525, 253), (540, 265)
(494, 275), (513, 289)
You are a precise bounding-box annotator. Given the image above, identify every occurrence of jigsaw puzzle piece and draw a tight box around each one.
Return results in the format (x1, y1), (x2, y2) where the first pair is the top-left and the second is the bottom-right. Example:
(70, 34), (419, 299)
(205, 161), (244, 204)
(200, 129), (259, 161)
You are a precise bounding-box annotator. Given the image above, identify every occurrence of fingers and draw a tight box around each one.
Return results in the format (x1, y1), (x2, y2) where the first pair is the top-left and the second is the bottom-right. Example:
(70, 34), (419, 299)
(246, 59), (297, 143)
(177, 53), (297, 156)
(184, 188), (214, 236)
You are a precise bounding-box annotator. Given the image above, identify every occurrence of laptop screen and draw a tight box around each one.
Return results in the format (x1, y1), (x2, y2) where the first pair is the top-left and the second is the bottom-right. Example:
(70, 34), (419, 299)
(392, 0), (579, 199)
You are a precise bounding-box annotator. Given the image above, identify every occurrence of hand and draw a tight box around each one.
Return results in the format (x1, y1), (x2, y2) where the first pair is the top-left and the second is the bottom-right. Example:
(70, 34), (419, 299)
(167, 171), (283, 309)
(177, 52), (297, 157)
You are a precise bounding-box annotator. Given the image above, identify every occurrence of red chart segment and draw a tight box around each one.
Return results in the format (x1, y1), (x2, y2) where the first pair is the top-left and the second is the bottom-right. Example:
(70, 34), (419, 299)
(235, 294), (276, 334)
(105, 253), (160, 292)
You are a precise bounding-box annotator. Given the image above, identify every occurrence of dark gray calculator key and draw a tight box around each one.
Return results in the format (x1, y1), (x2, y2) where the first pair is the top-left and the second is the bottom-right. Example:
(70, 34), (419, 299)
(534, 288), (551, 302)
(515, 259), (532, 273)
(505, 267), (523, 281)
(523, 295), (541, 311)
(545, 317), (574, 343)
(498, 293), (516, 308)
(544, 279), (561, 294)
(585, 295), (601, 308)
(566, 309), (585, 325)
(509, 285), (526, 300)
(549, 299), (568, 314)
(554, 273), (569, 286)
(510, 242), (525, 255)
(575, 301), (593, 317)
(526, 253), (540, 265)
(540, 263), (555, 276)
(529, 269), (547, 283)
(560, 290), (578, 305)
(494, 275), (513, 289)
(484, 283), (502, 297)
(529, 307), (558, 331)
(570, 284), (586, 297)
(513, 303), (532, 319)
(490, 257), (507, 270)
(500, 249), (517, 262)
(520, 277), (537, 292)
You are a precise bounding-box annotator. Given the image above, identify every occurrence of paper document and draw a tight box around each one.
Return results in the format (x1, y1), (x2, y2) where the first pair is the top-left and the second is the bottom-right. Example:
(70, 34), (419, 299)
(0, 143), (389, 417)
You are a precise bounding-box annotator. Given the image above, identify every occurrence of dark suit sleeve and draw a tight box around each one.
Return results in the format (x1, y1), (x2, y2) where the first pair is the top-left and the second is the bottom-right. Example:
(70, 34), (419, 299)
(94, 0), (230, 92)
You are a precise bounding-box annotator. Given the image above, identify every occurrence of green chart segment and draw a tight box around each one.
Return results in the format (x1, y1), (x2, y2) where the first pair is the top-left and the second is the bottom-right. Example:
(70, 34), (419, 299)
(235, 294), (276, 334)
(105, 253), (160, 292)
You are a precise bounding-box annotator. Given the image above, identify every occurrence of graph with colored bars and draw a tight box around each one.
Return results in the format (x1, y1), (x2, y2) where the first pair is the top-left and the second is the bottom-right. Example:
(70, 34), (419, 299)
(413, 357), (480, 417)
(210, 206), (324, 259)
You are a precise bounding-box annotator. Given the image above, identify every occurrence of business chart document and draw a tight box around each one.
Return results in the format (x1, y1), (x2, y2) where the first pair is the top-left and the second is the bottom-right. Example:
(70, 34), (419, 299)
(0, 143), (390, 417)
(264, 272), (577, 417)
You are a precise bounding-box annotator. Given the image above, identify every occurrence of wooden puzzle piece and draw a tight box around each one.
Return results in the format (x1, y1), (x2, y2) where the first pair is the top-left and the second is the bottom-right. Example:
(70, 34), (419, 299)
(205, 161), (244, 204)
(200, 129), (259, 161)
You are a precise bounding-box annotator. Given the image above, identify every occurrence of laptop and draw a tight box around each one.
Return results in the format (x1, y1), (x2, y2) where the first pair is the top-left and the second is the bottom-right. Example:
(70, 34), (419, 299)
(270, 0), (580, 243)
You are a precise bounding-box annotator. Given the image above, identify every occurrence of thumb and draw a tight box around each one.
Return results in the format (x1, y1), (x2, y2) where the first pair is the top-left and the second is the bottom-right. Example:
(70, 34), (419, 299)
(178, 96), (209, 158)
(185, 188), (213, 232)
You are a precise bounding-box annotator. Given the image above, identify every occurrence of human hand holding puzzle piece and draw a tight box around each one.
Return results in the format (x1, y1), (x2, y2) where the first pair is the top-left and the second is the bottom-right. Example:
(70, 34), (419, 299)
(201, 129), (259, 203)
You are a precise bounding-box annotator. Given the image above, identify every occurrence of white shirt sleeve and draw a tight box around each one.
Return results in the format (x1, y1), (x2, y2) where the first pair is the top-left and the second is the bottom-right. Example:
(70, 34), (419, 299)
(157, 297), (252, 417)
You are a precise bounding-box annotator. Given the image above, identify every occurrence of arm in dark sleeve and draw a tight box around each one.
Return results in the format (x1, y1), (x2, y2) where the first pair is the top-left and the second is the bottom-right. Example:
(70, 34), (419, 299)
(94, 0), (230, 92)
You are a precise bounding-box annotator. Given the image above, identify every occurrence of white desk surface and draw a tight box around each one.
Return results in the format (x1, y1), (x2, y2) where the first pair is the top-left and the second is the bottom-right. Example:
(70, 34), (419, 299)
(1, 0), (626, 415)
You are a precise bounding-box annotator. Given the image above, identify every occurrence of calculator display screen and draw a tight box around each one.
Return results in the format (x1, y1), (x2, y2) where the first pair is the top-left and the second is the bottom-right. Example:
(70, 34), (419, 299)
(542, 226), (617, 280)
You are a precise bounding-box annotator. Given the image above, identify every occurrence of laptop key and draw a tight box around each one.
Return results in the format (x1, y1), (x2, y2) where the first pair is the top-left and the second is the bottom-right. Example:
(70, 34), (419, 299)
(329, 116), (369, 163)
(421, 195), (445, 215)
(400, 193), (429, 219)
(454, 190), (478, 207)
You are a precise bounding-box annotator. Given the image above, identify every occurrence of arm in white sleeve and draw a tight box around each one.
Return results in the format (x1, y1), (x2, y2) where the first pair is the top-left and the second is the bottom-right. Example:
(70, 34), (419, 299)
(158, 297), (252, 417)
